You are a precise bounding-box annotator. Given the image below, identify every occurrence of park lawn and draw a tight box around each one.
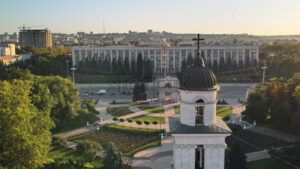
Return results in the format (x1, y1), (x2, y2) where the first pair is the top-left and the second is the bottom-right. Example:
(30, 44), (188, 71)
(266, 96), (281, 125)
(131, 115), (166, 124)
(216, 106), (233, 118)
(70, 125), (162, 157)
(174, 106), (180, 114)
(139, 106), (165, 114)
(52, 108), (99, 133)
(47, 146), (104, 168)
(106, 106), (134, 117)
(246, 158), (295, 169)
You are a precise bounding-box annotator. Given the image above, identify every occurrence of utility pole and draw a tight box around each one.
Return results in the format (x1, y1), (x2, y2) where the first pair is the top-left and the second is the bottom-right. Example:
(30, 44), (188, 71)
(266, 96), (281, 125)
(71, 67), (76, 83)
(261, 60), (267, 85)
(66, 60), (69, 77)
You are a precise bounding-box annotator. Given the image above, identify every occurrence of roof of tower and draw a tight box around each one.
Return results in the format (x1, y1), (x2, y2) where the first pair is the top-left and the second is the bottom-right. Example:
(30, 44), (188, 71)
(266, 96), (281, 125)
(180, 56), (217, 91)
(171, 117), (231, 134)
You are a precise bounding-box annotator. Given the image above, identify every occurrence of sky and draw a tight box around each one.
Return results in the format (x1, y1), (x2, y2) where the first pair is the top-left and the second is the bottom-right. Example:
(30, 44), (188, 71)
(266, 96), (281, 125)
(1, 0), (300, 35)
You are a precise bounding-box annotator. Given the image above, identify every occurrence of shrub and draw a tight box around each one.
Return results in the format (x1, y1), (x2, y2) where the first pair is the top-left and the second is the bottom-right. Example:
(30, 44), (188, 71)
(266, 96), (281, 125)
(144, 120), (150, 125)
(136, 120), (143, 125)
(127, 119), (133, 123)
(76, 140), (102, 161)
(113, 117), (119, 121)
(152, 121), (158, 125)
(223, 116), (230, 121)
(52, 135), (67, 148)
(119, 118), (125, 122)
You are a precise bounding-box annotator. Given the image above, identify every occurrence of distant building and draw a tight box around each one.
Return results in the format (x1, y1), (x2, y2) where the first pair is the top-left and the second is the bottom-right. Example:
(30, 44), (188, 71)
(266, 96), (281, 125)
(19, 29), (52, 48)
(72, 45), (259, 74)
(0, 43), (22, 65)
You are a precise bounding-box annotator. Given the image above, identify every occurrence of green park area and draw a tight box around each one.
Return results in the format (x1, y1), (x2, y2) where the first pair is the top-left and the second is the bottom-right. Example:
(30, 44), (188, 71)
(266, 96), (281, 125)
(69, 124), (162, 157)
(106, 106), (134, 117)
(216, 106), (233, 118)
(139, 106), (165, 114)
(131, 115), (166, 124)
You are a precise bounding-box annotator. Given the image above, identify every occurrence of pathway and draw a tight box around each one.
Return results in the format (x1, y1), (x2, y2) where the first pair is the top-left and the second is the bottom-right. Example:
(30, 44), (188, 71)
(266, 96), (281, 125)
(132, 138), (173, 169)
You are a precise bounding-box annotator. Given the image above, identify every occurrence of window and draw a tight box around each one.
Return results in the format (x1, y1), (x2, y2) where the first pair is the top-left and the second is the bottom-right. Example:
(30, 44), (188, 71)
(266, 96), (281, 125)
(195, 145), (204, 169)
(195, 106), (204, 125)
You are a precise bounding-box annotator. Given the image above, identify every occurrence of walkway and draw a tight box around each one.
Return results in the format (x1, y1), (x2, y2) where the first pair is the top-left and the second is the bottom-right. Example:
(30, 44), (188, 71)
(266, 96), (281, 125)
(132, 138), (173, 169)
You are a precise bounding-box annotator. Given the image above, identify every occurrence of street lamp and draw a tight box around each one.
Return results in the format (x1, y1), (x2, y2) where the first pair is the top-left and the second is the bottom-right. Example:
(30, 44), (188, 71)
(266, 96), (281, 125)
(261, 61), (267, 85)
(71, 67), (76, 83)
(66, 60), (69, 77)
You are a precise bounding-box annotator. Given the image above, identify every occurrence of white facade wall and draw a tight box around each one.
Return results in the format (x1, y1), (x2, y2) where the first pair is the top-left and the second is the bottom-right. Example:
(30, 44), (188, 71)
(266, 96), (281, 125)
(72, 45), (259, 74)
(173, 134), (229, 169)
(179, 89), (219, 126)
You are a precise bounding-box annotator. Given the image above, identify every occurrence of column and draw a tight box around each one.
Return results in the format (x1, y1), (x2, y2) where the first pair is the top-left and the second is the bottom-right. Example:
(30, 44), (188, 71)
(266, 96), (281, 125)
(72, 49), (76, 66)
(142, 50), (144, 60)
(123, 50), (125, 61)
(179, 50), (182, 70)
(173, 50), (176, 73)
(217, 48), (220, 66)
(185, 49), (188, 60)
(256, 47), (259, 64)
(154, 50), (157, 73)
(135, 49), (138, 61)
(236, 50), (239, 65)
(249, 48), (252, 64)
(129, 50), (132, 67)
(204, 145), (213, 169)
(160, 50), (163, 73)
(223, 49), (226, 63)
(243, 49), (246, 66)
(192, 48), (195, 58)
(210, 49), (213, 66)
(116, 49), (119, 60)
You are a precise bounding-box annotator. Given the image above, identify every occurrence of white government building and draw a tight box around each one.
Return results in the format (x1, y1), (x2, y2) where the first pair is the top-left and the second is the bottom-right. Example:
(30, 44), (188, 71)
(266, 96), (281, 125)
(72, 45), (259, 74)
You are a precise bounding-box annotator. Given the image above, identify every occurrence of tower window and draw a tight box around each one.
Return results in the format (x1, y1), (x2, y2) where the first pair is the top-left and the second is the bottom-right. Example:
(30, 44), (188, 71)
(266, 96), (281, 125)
(195, 145), (204, 169)
(195, 99), (204, 103)
(195, 106), (204, 125)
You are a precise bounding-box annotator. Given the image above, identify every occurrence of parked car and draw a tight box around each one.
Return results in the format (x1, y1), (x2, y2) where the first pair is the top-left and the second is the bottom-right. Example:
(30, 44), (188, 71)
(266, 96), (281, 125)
(96, 90), (106, 95)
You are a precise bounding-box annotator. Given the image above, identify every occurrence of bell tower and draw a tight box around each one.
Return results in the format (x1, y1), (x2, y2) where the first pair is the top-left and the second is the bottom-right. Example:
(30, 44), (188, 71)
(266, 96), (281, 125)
(172, 34), (231, 169)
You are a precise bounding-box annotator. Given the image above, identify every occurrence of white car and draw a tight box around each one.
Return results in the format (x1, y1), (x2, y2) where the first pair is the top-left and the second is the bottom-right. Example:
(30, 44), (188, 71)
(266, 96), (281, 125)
(96, 89), (106, 95)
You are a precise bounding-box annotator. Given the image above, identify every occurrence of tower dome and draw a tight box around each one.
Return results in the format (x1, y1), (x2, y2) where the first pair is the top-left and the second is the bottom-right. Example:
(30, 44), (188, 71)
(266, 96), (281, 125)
(180, 56), (217, 91)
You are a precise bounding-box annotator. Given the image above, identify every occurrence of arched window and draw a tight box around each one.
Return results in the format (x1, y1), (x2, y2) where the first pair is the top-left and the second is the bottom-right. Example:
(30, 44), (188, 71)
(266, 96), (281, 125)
(195, 99), (204, 103)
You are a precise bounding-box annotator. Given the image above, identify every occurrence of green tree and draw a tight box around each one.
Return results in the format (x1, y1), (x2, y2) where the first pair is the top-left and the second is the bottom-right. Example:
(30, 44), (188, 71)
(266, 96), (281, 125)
(0, 80), (54, 169)
(52, 136), (67, 148)
(228, 142), (246, 169)
(132, 81), (147, 102)
(136, 53), (144, 81)
(76, 140), (102, 161)
(244, 85), (268, 123)
(104, 142), (123, 169)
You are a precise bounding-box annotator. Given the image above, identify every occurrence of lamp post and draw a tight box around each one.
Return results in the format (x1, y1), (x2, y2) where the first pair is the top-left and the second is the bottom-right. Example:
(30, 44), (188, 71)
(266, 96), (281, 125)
(261, 60), (267, 85)
(66, 60), (69, 77)
(71, 67), (76, 83)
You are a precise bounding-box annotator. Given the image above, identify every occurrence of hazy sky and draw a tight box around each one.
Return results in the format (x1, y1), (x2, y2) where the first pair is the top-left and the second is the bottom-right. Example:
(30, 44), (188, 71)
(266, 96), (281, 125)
(1, 0), (300, 35)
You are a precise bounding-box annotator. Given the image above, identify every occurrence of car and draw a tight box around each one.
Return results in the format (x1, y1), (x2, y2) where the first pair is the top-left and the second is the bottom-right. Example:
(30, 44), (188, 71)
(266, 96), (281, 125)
(81, 92), (89, 96)
(96, 89), (106, 95)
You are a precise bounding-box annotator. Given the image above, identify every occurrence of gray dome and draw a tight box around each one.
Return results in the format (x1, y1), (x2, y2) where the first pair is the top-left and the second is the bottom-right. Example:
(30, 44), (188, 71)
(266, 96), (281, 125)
(180, 56), (217, 91)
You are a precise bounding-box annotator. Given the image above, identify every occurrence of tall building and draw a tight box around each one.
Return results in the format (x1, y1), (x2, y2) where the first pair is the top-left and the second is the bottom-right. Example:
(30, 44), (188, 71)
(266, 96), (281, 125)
(19, 29), (52, 48)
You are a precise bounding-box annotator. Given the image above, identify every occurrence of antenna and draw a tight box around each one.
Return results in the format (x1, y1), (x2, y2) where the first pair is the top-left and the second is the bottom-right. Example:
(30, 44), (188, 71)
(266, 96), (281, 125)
(103, 20), (106, 34)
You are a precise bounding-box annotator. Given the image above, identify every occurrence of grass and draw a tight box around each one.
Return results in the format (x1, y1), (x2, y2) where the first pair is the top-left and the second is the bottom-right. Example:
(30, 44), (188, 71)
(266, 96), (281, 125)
(139, 106), (165, 114)
(70, 125), (161, 157)
(246, 158), (295, 169)
(47, 146), (104, 168)
(216, 106), (233, 118)
(52, 108), (99, 134)
(131, 115), (166, 124)
(174, 106), (180, 114)
(106, 106), (134, 117)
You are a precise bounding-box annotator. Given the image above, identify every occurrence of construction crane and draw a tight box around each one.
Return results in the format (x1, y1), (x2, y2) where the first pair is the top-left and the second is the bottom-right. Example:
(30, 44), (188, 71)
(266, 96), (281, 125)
(18, 24), (45, 31)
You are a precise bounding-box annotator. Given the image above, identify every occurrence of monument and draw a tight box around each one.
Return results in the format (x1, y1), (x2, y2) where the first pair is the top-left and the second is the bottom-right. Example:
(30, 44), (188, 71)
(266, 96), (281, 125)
(171, 34), (231, 169)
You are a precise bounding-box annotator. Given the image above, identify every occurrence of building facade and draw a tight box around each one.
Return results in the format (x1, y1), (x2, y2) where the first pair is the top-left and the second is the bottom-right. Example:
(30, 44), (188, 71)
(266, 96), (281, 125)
(72, 45), (259, 74)
(19, 29), (52, 48)
(0, 44), (16, 56)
